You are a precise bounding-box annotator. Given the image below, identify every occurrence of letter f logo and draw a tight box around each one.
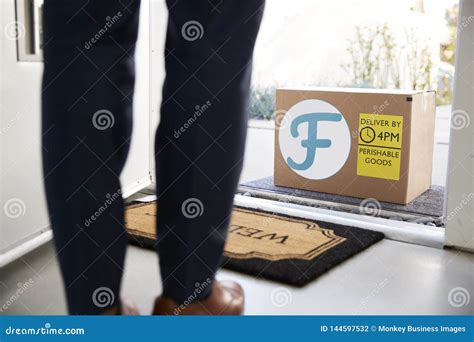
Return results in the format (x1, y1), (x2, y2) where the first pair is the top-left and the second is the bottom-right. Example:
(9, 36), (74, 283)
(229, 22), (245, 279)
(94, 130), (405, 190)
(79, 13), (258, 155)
(287, 112), (342, 170)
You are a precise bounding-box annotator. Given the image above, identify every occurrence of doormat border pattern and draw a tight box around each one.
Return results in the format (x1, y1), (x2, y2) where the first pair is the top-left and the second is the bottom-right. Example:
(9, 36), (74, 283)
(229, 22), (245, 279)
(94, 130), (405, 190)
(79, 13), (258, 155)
(126, 203), (384, 286)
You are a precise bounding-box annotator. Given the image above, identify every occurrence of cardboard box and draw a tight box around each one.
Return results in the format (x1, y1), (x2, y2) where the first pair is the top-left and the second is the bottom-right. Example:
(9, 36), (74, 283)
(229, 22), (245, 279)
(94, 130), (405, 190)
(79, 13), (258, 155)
(274, 87), (436, 204)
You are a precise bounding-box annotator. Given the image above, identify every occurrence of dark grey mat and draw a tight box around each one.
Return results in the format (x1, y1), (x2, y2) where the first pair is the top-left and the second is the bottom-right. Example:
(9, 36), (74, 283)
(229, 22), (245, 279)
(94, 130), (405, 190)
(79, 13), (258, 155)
(240, 177), (444, 218)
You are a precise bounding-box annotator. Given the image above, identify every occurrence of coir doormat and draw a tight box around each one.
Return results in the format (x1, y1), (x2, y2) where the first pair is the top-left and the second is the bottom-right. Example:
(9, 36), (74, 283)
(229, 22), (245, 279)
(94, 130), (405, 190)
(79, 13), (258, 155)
(125, 202), (384, 286)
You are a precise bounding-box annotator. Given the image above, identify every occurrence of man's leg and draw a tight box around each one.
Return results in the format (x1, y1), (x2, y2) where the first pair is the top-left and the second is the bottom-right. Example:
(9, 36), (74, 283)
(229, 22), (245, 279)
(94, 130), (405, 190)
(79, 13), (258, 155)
(42, 0), (140, 314)
(155, 0), (265, 304)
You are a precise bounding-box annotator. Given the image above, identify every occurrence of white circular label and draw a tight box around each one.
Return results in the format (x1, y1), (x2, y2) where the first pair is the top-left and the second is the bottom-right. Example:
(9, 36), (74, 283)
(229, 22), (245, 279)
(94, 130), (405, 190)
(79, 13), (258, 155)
(278, 99), (351, 180)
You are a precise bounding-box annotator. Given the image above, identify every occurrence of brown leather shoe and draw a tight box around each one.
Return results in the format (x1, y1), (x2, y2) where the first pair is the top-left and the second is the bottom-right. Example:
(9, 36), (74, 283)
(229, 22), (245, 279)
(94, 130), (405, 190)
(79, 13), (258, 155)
(153, 280), (244, 315)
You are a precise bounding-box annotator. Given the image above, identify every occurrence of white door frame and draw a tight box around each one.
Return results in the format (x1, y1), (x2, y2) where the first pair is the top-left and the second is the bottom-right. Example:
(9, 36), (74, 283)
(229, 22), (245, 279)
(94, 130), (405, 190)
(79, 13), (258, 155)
(0, 0), (154, 267)
(444, 0), (473, 252)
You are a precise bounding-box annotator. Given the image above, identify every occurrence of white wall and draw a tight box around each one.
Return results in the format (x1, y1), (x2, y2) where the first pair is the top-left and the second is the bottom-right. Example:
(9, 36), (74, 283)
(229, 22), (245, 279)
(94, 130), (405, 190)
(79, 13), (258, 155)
(0, 0), (155, 264)
(0, 0), (50, 258)
(445, 0), (473, 251)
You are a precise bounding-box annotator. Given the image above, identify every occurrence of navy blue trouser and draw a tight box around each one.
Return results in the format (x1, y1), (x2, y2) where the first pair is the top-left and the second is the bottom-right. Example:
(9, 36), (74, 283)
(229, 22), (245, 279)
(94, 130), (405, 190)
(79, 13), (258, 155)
(42, 0), (264, 314)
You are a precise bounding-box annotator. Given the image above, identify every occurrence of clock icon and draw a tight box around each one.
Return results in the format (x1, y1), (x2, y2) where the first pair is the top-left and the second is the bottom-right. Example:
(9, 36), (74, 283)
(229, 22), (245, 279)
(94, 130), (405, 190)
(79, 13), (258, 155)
(359, 126), (376, 143)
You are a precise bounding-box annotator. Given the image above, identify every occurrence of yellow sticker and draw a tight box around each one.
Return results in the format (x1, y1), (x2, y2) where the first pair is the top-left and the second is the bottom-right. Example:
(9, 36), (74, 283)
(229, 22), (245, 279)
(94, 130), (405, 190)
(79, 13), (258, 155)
(357, 113), (403, 181)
